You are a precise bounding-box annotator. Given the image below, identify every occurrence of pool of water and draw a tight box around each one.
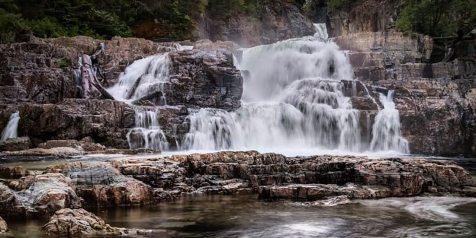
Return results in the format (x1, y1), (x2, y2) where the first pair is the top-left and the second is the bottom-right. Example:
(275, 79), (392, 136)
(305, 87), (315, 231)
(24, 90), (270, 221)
(3, 195), (476, 238)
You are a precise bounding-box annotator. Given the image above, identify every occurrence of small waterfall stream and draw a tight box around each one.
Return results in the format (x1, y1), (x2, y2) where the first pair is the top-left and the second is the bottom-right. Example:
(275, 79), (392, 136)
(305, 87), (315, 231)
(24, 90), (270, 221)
(1, 111), (20, 142)
(127, 108), (169, 151)
(370, 91), (410, 153)
(107, 48), (177, 151)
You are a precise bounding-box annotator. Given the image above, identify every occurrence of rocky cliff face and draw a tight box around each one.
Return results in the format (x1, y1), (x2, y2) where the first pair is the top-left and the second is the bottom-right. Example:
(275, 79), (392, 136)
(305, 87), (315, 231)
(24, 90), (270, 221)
(0, 36), (243, 151)
(197, 0), (315, 47)
(336, 32), (476, 156)
(328, 0), (404, 37)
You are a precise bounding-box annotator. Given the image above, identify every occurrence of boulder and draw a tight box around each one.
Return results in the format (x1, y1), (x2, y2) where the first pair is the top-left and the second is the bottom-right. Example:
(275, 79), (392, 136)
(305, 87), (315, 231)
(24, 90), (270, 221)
(0, 137), (31, 152)
(44, 208), (120, 236)
(44, 208), (162, 236)
(47, 163), (152, 206)
(15, 173), (83, 215)
(0, 216), (7, 233)
(0, 183), (19, 215)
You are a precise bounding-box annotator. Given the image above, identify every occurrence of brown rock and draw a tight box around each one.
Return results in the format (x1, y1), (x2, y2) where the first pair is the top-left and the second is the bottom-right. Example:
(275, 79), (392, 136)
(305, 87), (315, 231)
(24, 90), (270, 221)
(15, 173), (83, 215)
(0, 137), (31, 152)
(44, 208), (120, 236)
(0, 216), (7, 233)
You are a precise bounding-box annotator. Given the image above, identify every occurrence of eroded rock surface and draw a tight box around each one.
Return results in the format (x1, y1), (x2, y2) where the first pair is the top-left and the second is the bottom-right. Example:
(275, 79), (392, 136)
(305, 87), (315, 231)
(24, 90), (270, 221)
(37, 152), (476, 203)
(336, 32), (476, 156)
(0, 216), (7, 233)
(44, 208), (120, 236)
(15, 173), (82, 215)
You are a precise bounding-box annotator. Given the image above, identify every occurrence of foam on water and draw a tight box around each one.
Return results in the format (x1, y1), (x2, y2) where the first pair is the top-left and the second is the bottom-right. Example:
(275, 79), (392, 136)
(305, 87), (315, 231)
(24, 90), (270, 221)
(1, 111), (20, 142)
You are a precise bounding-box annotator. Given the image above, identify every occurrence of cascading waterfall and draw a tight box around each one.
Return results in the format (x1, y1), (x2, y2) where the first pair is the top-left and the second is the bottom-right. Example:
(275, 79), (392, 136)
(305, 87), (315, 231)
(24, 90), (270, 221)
(370, 91), (410, 153)
(181, 25), (409, 154)
(108, 46), (182, 151)
(182, 31), (364, 152)
(1, 111), (20, 142)
(108, 54), (170, 103)
(127, 108), (169, 151)
(313, 23), (329, 39)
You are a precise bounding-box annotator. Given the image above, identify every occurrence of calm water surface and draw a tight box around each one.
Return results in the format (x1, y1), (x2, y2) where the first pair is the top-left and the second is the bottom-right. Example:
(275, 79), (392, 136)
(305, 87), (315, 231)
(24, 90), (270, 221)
(2, 153), (476, 237)
(3, 195), (476, 238)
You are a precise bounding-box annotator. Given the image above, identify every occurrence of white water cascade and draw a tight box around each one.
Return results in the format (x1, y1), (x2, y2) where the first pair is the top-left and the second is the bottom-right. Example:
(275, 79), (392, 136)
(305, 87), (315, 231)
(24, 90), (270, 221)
(108, 54), (170, 103)
(127, 108), (169, 151)
(313, 23), (329, 39)
(370, 91), (410, 153)
(182, 32), (366, 152)
(1, 111), (20, 142)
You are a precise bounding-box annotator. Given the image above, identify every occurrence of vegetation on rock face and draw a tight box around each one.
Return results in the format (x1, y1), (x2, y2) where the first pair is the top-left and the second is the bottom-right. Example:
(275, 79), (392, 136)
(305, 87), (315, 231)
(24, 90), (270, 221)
(0, 0), (474, 43)
(395, 0), (476, 37)
(0, 0), (272, 43)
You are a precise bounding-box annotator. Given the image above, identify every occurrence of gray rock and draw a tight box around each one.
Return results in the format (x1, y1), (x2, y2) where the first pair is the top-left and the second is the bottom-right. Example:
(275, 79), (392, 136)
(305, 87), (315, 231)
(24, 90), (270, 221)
(0, 137), (31, 152)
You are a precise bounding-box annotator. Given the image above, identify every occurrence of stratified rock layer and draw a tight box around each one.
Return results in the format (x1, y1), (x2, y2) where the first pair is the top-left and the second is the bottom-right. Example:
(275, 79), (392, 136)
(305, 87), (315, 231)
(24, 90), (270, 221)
(41, 152), (476, 204)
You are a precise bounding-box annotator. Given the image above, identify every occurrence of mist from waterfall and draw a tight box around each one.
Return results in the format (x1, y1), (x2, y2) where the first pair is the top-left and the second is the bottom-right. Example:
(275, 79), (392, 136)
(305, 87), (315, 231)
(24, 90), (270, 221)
(370, 91), (410, 153)
(1, 111), (20, 142)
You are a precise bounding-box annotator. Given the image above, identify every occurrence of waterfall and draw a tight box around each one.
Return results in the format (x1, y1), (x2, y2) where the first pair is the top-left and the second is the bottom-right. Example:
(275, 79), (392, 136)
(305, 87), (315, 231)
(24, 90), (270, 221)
(108, 54), (170, 103)
(127, 108), (169, 151)
(313, 23), (328, 40)
(370, 91), (409, 153)
(182, 37), (363, 152)
(1, 111), (20, 142)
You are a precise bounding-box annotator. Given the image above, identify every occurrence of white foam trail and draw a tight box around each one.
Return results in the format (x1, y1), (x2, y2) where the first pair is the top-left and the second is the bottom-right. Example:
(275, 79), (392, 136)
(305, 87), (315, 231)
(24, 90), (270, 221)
(1, 111), (20, 142)
(313, 23), (329, 39)
(127, 108), (169, 151)
(370, 91), (409, 154)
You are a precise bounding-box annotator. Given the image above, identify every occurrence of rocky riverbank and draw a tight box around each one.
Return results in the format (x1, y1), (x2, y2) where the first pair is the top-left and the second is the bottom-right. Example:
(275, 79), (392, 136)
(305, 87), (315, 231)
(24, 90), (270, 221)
(1, 151), (475, 235)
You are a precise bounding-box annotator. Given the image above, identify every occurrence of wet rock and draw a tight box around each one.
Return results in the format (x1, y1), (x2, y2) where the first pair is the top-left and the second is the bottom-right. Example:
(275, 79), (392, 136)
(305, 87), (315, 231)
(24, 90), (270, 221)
(44, 152), (476, 204)
(0, 166), (30, 180)
(3, 147), (84, 157)
(15, 173), (83, 215)
(44, 208), (163, 236)
(44, 208), (120, 236)
(336, 32), (476, 156)
(47, 163), (152, 206)
(17, 99), (135, 149)
(38, 139), (106, 152)
(0, 216), (7, 233)
(0, 183), (20, 215)
(0, 137), (31, 152)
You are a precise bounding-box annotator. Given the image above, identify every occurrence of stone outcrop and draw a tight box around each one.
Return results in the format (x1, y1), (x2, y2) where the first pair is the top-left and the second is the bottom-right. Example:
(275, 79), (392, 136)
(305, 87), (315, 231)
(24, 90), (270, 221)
(198, 0), (315, 47)
(16, 99), (134, 148)
(165, 46), (243, 111)
(0, 216), (7, 233)
(0, 183), (19, 215)
(336, 32), (476, 156)
(328, 0), (403, 37)
(14, 173), (83, 215)
(34, 152), (476, 204)
(46, 162), (152, 206)
(44, 208), (121, 236)
(43, 208), (161, 236)
(0, 137), (31, 152)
